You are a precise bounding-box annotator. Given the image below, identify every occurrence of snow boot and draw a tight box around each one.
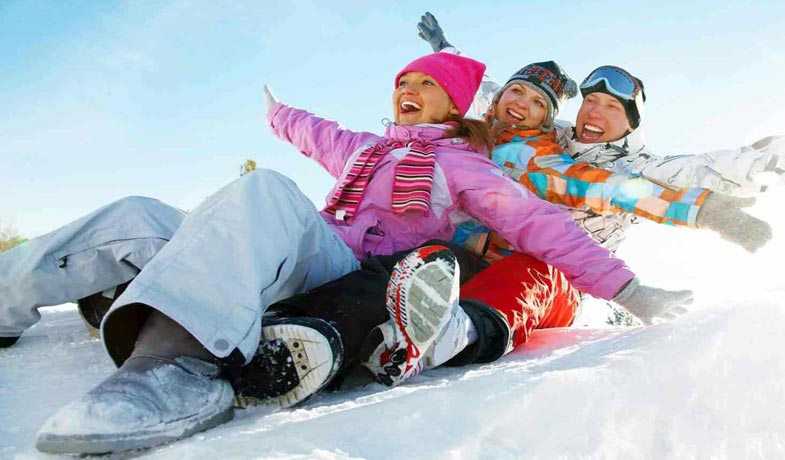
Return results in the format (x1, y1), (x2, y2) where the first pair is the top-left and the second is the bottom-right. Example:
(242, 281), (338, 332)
(264, 267), (391, 387)
(36, 310), (234, 454)
(0, 335), (19, 347)
(361, 245), (460, 386)
(77, 281), (130, 337)
(234, 317), (343, 409)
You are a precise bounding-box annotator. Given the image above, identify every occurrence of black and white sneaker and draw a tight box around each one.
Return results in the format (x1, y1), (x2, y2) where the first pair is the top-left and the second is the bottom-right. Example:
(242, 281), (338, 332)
(234, 317), (343, 409)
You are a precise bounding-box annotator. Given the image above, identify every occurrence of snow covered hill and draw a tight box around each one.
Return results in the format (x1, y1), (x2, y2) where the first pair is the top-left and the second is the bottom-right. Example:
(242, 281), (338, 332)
(2, 190), (784, 460)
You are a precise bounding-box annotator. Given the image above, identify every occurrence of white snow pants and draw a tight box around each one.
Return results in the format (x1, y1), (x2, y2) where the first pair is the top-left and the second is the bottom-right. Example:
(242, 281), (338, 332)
(1, 170), (359, 365)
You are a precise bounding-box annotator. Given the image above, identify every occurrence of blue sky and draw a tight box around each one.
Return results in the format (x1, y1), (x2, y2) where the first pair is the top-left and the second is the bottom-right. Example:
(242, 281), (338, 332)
(2, 0), (784, 237)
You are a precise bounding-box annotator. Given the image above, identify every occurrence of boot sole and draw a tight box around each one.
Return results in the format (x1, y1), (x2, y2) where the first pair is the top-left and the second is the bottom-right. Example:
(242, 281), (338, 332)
(235, 320), (342, 409)
(387, 246), (459, 374)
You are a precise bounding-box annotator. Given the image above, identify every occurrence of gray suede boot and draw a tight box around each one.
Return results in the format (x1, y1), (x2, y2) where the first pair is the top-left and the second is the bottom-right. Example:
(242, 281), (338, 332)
(35, 310), (235, 454)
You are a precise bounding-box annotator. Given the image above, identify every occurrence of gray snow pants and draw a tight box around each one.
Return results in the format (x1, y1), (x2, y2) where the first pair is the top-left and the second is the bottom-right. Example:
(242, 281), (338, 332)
(0, 169), (359, 365)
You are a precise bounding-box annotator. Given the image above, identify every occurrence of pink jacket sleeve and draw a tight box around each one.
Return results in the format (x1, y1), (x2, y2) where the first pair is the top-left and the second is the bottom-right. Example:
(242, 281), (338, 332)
(267, 103), (383, 178)
(452, 155), (635, 300)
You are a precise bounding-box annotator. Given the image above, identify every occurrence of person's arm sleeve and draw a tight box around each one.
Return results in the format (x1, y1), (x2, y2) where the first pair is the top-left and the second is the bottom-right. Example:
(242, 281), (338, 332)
(502, 153), (712, 227)
(627, 136), (785, 196)
(456, 159), (635, 300)
(267, 103), (382, 178)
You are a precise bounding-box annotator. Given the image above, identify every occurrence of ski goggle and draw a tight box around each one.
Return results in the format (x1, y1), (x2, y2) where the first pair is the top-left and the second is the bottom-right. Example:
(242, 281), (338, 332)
(580, 66), (642, 102)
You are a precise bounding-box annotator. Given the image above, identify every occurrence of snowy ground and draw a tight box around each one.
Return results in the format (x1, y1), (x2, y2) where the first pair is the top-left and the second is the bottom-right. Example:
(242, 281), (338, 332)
(2, 190), (785, 460)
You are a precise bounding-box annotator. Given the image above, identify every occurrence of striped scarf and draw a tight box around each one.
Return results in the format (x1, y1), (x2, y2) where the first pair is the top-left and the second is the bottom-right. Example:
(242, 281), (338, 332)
(325, 139), (436, 221)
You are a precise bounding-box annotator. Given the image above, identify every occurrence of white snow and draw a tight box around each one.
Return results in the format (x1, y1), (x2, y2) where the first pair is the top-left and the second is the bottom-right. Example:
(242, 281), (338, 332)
(2, 189), (784, 459)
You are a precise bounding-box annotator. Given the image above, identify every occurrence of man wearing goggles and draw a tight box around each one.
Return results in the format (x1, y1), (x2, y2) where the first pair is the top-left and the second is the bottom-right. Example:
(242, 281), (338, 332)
(573, 65), (646, 144)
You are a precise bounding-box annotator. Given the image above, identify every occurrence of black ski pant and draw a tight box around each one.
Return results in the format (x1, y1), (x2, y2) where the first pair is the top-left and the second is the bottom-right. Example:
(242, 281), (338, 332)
(265, 239), (490, 386)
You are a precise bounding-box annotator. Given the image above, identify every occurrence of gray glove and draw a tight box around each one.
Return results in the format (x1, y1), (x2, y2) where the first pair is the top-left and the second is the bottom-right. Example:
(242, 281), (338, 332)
(263, 84), (279, 113)
(696, 192), (772, 253)
(613, 278), (693, 326)
(417, 12), (452, 52)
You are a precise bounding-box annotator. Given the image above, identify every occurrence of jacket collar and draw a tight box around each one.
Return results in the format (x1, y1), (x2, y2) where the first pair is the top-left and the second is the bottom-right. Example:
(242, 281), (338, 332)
(495, 126), (555, 146)
(559, 123), (648, 162)
(385, 123), (475, 151)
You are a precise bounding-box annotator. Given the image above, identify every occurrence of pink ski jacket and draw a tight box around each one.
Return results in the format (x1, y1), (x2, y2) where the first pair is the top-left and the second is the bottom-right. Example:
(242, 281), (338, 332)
(268, 102), (634, 300)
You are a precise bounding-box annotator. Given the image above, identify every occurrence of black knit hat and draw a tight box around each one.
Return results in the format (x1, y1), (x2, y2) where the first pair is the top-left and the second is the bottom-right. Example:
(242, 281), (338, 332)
(496, 61), (578, 131)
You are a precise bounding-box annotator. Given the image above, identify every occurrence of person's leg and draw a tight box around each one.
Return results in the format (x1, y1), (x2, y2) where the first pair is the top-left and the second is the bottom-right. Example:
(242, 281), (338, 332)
(238, 239), (485, 398)
(457, 252), (581, 360)
(0, 196), (184, 345)
(102, 169), (359, 367)
(36, 170), (359, 454)
(261, 264), (391, 382)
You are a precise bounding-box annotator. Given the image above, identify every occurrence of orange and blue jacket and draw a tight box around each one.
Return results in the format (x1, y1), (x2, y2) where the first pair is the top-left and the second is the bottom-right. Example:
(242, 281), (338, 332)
(452, 128), (712, 263)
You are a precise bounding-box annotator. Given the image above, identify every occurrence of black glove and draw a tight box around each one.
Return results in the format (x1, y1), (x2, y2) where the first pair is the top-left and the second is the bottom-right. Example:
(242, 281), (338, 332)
(417, 12), (452, 52)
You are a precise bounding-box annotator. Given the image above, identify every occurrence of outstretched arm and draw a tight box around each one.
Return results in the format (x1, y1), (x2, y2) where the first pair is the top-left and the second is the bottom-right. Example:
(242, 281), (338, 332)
(502, 152), (772, 252)
(452, 153), (695, 321)
(453, 155), (634, 300)
(624, 135), (785, 196)
(502, 152), (711, 228)
(265, 84), (382, 178)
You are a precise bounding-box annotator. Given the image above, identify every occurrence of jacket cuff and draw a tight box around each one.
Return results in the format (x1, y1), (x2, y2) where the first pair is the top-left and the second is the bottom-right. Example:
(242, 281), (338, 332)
(612, 277), (640, 304)
(266, 102), (286, 127)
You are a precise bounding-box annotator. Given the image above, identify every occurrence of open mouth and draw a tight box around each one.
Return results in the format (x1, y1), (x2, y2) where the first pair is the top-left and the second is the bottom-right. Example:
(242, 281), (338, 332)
(579, 123), (605, 142)
(400, 100), (422, 114)
(506, 109), (524, 122)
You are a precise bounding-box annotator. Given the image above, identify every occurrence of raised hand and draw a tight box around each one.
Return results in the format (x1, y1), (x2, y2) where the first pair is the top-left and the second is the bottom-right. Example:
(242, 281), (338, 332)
(417, 12), (452, 53)
(263, 84), (279, 112)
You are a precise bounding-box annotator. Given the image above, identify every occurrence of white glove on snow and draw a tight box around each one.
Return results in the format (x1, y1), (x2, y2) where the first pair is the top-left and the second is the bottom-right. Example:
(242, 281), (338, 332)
(696, 192), (772, 253)
(263, 84), (279, 113)
(613, 278), (693, 326)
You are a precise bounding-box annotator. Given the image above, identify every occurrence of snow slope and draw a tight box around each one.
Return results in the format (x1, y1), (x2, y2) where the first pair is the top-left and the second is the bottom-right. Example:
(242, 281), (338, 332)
(2, 190), (784, 460)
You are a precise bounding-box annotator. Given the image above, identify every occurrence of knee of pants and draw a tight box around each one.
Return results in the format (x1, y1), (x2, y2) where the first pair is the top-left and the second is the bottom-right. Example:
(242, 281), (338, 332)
(243, 168), (297, 191)
(110, 196), (185, 224)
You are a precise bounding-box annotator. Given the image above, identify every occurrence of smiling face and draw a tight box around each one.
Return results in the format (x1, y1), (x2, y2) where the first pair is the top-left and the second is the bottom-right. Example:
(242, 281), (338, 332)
(493, 83), (548, 129)
(393, 71), (460, 126)
(575, 92), (633, 143)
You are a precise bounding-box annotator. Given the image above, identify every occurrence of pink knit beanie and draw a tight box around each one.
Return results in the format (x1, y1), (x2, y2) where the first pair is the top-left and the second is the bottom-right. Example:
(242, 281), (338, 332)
(395, 53), (486, 117)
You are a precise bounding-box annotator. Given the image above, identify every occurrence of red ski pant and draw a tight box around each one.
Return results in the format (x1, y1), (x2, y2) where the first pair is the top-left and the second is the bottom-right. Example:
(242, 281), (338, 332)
(460, 252), (580, 350)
